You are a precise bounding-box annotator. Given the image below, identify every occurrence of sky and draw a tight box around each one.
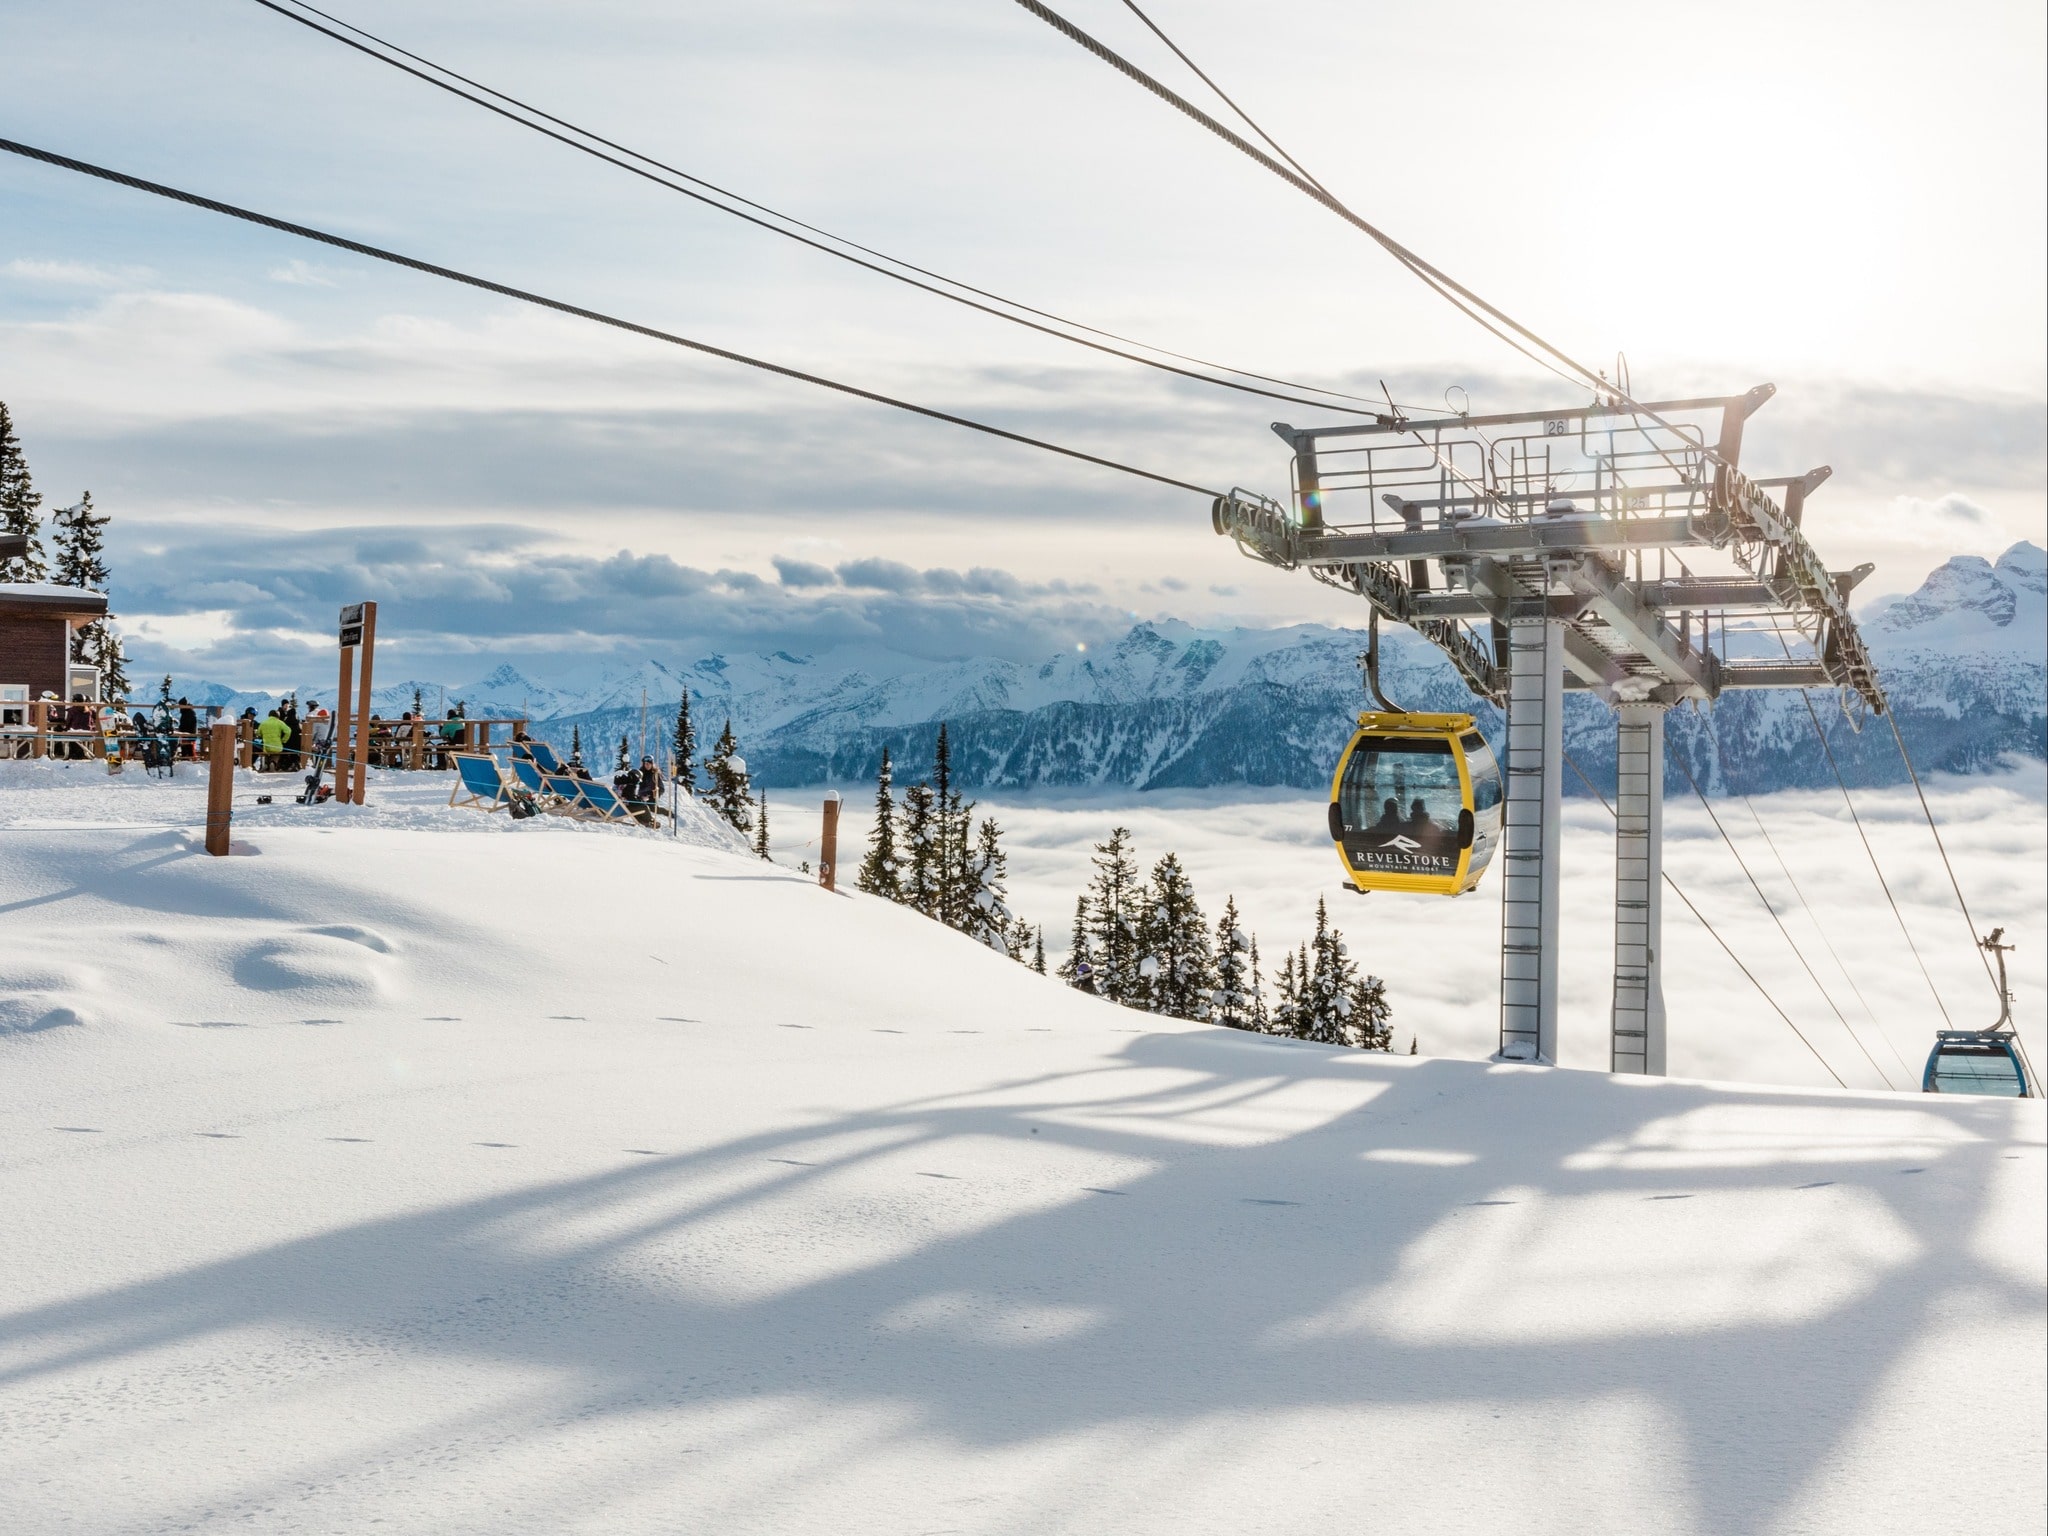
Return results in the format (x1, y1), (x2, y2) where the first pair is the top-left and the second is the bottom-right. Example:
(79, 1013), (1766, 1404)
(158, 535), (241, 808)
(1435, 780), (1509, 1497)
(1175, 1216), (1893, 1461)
(3, 0), (2044, 689)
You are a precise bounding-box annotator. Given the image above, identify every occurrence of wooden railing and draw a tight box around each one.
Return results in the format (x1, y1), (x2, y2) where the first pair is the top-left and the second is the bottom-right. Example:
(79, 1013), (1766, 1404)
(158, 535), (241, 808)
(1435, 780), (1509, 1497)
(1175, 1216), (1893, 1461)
(0, 702), (526, 769)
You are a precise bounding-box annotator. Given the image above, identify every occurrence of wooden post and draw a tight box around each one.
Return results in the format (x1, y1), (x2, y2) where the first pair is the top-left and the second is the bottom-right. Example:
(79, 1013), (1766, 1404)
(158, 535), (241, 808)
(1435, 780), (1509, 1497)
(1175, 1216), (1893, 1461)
(204, 720), (235, 856)
(410, 713), (425, 771)
(351, 601), (377, 805)
(819, 790), (841, 892)
(32, 700), (47, 759)
(238, 716), (253, 769)
(334, 640), (356, 801)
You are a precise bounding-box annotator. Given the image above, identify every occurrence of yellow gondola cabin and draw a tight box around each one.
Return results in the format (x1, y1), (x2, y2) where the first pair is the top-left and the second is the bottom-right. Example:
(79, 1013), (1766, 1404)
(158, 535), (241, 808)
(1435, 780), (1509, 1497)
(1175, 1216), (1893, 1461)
(1327, 712), (1503, 896)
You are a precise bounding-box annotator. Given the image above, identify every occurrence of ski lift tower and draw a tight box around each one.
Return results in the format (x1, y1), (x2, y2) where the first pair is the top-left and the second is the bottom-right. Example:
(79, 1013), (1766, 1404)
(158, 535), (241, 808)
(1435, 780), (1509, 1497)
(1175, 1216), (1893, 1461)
(1212, 385), (1888, 1072)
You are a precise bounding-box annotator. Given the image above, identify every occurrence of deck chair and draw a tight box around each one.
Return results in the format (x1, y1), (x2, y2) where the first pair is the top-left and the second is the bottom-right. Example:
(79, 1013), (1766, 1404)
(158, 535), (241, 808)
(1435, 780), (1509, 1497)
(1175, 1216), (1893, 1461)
(541, 772), (607, 821)
(449, 754), (513, 812)
(517, 739), (568, 776)
(572, 778), (647, 826)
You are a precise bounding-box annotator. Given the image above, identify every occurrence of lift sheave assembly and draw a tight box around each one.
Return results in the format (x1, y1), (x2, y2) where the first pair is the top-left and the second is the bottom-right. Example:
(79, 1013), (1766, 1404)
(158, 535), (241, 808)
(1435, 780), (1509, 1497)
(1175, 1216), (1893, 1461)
(1329, 713), (1500, 896)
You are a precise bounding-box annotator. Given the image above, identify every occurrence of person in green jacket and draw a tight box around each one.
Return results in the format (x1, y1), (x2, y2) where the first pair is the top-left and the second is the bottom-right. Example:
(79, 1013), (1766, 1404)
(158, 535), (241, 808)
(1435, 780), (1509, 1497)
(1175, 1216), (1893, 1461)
(257, 708), (289, 771)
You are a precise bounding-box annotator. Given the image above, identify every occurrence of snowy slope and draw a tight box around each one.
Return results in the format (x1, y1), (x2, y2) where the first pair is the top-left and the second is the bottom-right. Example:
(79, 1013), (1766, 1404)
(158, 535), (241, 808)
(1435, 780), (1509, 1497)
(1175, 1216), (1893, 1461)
(0, 762), (2041, 1534)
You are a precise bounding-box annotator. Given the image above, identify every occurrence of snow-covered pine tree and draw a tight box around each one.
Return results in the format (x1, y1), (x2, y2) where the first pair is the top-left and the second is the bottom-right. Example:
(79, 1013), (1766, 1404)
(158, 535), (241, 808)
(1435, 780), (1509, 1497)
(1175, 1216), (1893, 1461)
(1351, 970), (1394, 1051)
(412, 687), (424, 718)
(901, 781), (939, 917)
(1301, 897), (1381, 1048)
(702, 719), (754, 834)
(1271, 947), (1301, 1038)
(1211, 897), (1258, 1032)
(931, 724), (977, 931)
(568, 723), (584, 768)
(856, 748), (902, 900)
(0, 401), (47, 582)
(1137, 852), (1214, 1021)
(1056, 896), (1096, 992)
(1031, 925), (1046, 975)
(753, 790), (771, 861)
(1248, 935), (1269, 1032)
(1083, 827), (1144, 1006)
(962, 816), (1015, 953)
(51, 493), (127, 698)
(671, 688), (697, 792)
(616, 733), (630, 773)
(1408, 1035), (1418, 1055)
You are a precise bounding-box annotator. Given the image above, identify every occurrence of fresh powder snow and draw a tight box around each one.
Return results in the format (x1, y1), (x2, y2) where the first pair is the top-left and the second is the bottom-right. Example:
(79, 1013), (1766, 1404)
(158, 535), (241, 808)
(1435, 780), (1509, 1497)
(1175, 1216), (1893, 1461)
(1, 762), (2041, 1534)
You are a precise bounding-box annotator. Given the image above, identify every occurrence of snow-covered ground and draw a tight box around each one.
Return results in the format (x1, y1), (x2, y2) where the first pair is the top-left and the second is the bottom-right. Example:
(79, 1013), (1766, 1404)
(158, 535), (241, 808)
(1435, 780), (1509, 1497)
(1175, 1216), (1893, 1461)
(2, 762), (2042, 1534)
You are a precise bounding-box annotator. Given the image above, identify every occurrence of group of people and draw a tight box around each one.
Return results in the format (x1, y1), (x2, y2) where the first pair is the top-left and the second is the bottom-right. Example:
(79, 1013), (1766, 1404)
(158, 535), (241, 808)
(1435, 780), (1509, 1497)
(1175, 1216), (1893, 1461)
(242, 703), (483, 773)
(0, 691), (205, 762)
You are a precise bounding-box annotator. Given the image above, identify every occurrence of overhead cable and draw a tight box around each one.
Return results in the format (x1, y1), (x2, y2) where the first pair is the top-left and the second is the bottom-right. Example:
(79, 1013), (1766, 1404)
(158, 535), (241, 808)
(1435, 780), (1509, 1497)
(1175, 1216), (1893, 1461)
(248, 0), (1401, 421)
(1009, 0), (1757, 457)
(1741, 795), (1916, 1084)
(1564, 753), (1848, 1089)
(0, 137), (1219, 498)
(1672, 752), (1895, 1089)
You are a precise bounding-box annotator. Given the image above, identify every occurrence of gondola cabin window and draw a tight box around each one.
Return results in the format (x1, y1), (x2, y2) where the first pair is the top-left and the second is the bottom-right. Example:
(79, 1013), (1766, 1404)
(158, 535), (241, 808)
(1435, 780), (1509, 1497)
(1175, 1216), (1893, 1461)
(1339, 739), (1464, 879)
(1461, 732), (1502, 811)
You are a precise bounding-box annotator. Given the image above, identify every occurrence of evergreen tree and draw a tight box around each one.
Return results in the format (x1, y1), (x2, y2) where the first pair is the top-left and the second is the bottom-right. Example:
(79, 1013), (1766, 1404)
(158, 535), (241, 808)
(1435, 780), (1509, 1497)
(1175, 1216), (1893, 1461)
(412, 686), (424, 718)
(753, 790), (771, 861)
(856, 747), (902, 900)
(1352, 971), (1395, 1052)
(671, 688), (697, 792)
(1212, 897), (1259, 1032)
(1248, 935), (1270, 1032)
(1271, 947), (1302, 1039)
(961, 816), (1016, 953)
(1409, 1036), (1418, 1055)
(1031, 925), (1046, 975)
(50, 493), (126, 698)
(702, 719), (754, 834)
(616, 733), (631, 773)
(931, 723), (978, 931)
(1137, 852), (1214, 1020)
(901, 781), (939, 917)
(1082, 827), (1144, 1006)
(1056, 895), (1096, 993)
(569, 723), (584, 768)
(0, 401), (47, 582)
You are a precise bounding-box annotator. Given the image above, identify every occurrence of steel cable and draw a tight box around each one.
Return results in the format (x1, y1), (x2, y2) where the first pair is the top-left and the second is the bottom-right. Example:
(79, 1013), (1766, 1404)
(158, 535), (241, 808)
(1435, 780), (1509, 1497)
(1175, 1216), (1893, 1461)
(249, 0), (1403, 421)
(0, 136), (1220, 499)
(1671, 752), (1895, 1088)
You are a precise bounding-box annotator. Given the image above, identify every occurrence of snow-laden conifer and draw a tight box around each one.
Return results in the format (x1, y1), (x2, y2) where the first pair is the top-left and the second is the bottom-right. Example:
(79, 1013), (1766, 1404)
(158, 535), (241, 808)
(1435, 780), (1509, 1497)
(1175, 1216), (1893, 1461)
(616, 733), (631, 773)
(671, 689), (696, 792)
(1056, 896), (1096, 993)
(1082, 827), (1143, 1006)
(753, 790), (771, 860)
(1248, 935), (1269, 1032)
(1211, 897), (1259, 1032)
(568, 723), (584, 768)
(51, 492), (128, 699)
(961, 816), (1014, 953)
(703, 719), (754, 834)
(1031, 925), (1046, 975)
(1136, 852), (1214, 1020)
(0, 401), (47, 582)
(901, 781), (939, 918)
(856, 748), (902, 900)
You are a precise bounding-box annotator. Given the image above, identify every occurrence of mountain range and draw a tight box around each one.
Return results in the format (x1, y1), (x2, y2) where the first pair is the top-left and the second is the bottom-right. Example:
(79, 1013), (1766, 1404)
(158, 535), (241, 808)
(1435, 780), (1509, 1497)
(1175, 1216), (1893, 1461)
(173, 541), (2045, 797)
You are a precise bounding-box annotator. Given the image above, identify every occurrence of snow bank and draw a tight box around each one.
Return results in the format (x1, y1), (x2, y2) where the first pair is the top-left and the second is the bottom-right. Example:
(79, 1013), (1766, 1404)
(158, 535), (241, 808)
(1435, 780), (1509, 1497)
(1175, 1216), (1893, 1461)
(0, 761), (2040, 1534)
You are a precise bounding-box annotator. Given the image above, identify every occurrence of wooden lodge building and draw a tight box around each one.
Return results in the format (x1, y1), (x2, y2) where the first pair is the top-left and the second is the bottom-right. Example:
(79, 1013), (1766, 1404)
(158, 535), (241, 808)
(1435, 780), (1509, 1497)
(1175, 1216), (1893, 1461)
(1, 567), (109, 722)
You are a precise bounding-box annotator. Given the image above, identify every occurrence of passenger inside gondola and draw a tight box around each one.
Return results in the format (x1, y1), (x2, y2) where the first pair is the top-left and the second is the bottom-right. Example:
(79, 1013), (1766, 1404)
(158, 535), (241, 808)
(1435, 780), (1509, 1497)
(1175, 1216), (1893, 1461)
(1371, 797), (1403, 832)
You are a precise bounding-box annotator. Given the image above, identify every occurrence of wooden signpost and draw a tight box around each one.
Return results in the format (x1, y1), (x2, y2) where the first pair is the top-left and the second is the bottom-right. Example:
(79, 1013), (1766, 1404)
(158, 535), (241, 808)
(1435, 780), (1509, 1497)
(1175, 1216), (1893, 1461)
(332, 600), (378, 805)
(205, 719), (235, 856)
(819, 789), (841, 892)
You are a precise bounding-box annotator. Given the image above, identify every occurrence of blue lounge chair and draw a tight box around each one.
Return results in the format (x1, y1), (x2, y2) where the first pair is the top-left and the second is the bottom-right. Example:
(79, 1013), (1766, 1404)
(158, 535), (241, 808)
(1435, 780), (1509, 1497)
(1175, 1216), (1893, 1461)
(573, 778), (646, 825)
(516, 739), (568, 776)
(449, 754), (513, 812)
(542, 772), (608, 821)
